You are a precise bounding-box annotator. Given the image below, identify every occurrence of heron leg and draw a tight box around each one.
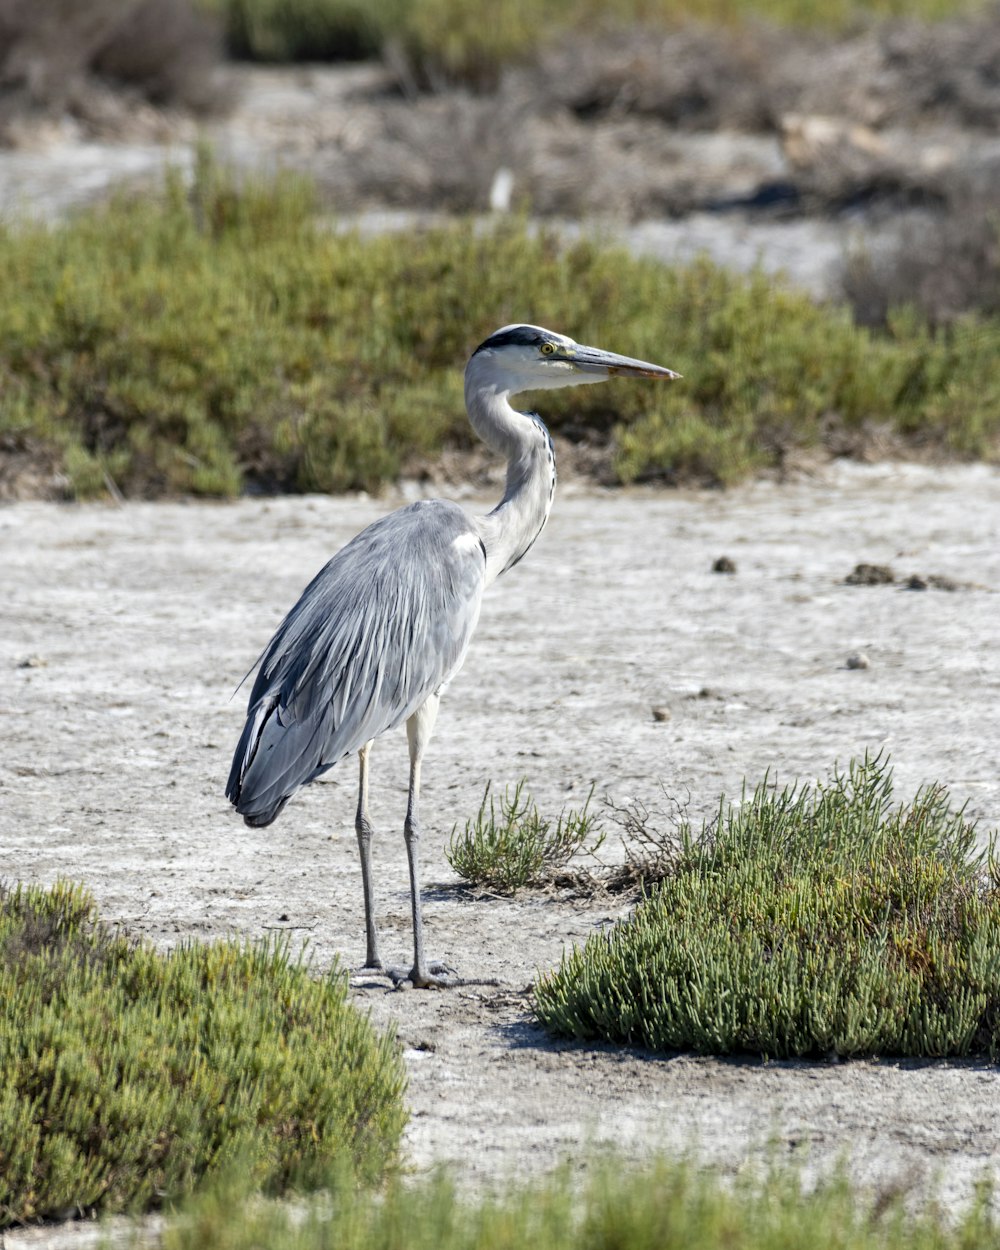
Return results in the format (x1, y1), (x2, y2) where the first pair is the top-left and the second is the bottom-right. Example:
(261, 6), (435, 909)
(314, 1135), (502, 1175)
(402, 693), (453, 989)
(355, 740), (382, 971)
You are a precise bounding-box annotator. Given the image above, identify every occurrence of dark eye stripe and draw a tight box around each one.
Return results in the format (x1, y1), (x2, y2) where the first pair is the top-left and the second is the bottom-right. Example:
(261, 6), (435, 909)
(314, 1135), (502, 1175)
(473, 326), (549, 354)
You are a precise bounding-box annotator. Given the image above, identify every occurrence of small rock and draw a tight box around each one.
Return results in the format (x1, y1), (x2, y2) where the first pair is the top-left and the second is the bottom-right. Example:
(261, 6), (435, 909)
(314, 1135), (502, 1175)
(712, 556), (737, 574)
(651, 706), (671, 723)
(779, 113), (895, 200)
(277, 912), (290, 922)
(905, 572), (960, 592)
(781, 114), (888, 170)
(846, 652), (870, 670)
(845, 563), (894, 585)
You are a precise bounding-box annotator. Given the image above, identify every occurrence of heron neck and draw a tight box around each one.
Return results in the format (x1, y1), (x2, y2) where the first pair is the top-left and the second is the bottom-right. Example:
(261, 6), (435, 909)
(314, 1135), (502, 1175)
(465, 377), (556, 587)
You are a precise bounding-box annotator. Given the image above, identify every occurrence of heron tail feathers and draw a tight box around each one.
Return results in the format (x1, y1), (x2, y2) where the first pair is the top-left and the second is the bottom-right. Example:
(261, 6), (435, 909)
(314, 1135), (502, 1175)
(226, 695), (336, 827)
(226, 696), (293, 826)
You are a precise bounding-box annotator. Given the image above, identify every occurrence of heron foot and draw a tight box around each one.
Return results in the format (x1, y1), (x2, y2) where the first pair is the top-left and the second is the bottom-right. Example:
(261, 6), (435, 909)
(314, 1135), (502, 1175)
(387, 960), (458, 990)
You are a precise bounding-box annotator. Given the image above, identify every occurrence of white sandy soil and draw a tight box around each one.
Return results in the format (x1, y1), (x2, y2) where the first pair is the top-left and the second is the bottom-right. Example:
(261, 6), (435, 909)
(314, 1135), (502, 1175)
(2, 462), (999, 1244)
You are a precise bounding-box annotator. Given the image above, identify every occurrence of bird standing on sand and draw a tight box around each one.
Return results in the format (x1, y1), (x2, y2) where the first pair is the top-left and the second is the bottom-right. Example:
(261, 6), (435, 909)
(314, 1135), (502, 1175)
(227, 324), (679, 987)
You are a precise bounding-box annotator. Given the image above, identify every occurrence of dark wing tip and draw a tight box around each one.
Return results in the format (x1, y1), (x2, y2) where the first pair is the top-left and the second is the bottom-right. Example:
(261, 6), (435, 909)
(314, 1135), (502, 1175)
(242, 805), (283, 828)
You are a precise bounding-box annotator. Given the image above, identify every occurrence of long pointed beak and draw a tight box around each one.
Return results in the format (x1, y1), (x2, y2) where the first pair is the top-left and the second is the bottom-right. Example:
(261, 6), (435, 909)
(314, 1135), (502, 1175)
(570, 343), (681, 380)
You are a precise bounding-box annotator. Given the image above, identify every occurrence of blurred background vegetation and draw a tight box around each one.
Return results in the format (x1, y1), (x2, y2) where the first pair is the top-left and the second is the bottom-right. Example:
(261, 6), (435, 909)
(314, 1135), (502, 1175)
(198, 0), (995, 79)
(2, 0), (992, 89)
(0, 0), (998, 498)
(1, 158), (996, 499)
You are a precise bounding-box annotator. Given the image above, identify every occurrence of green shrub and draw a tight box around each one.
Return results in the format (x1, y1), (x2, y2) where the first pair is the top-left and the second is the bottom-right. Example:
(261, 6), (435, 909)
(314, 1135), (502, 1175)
(1, 160), (999, 501)
(0, 880), (406, 1228)
(446, 780), (602, 893)
(217, 0), (403, 62)
(157, 1151), (1000, 1250)
(393, 0), (993, 89)
(202, 0), (991, 77)
(0, 0), (225, 125)
(534, 754), (1000, 1060)
(843, 206), (1000, 328)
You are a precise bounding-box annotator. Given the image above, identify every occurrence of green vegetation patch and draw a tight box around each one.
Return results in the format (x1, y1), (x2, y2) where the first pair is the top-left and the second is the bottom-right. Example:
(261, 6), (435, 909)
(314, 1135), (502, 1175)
(2, 159), (999, 501)
(158, 1152), (1000, 1250)
(0, 880), (406, 1229)
(535, 755), (1000, 1059)
(446, 780), (602, 893)
(215, 0), (402, 63)
(205, 0), (992, 82)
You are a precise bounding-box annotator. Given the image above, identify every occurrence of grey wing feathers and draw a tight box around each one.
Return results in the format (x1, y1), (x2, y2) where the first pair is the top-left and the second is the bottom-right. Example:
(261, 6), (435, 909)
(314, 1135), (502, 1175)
(227, 501), (486, 826)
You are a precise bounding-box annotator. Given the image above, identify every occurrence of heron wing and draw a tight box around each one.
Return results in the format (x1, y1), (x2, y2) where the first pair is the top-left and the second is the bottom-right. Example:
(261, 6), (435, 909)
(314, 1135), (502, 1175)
(227, 500), (486, 823)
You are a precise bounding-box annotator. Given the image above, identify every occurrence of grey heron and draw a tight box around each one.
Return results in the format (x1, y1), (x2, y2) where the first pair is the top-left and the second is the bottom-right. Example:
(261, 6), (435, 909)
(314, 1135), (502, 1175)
(226, 324), (679, 987)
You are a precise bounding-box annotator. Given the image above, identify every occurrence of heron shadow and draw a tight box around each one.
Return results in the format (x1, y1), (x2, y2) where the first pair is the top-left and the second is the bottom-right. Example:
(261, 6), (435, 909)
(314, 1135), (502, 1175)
(495, 1018), (1000, 1072)
(496, 1014), (695, 1066)
(421, 880), (518, 903)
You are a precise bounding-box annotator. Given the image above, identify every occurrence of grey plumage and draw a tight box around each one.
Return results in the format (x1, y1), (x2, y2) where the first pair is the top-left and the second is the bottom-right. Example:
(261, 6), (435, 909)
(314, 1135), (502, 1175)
(228, 501), (485, 826)
(226, 323), (678, 987)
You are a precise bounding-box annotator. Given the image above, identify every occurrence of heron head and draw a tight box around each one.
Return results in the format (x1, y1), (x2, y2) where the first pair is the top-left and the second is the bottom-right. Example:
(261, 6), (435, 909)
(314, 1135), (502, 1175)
(469, 323), (681, 396)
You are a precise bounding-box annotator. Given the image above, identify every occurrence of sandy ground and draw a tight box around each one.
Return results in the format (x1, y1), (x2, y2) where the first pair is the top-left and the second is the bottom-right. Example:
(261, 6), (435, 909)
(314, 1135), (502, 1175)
(2, 462), (1000, 1242)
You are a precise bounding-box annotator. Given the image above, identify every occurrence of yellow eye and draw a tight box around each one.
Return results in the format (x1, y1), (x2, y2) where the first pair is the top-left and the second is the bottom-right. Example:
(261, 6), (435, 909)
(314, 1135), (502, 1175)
(540, 342), (556, 356)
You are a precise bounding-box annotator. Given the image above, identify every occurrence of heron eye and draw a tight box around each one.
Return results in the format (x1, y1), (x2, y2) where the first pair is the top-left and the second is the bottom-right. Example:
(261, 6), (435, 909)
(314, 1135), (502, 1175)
(540, 342), (556, 356)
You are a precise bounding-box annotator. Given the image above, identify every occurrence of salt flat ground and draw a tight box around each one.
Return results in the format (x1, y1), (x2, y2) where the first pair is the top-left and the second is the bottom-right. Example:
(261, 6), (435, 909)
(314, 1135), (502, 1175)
(2, 462), (1000, 1239)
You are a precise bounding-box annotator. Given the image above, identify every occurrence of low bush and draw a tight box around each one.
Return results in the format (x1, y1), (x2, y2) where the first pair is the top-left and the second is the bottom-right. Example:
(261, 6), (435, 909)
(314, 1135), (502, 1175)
(213, 0), (401, 63)
(205, 0), (993, 85)
(1, 160), (999, 501)
(534, 754), (1000, 1060)
(446, 780), (602, 893)
(0, 0), (224, 131)
(843, 201), (1000, 328)
(399, 0), (999, 93)
(0, 880), (406, 1228)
